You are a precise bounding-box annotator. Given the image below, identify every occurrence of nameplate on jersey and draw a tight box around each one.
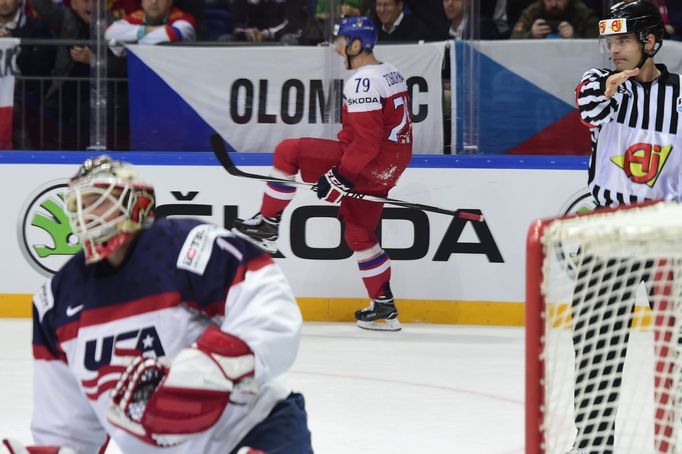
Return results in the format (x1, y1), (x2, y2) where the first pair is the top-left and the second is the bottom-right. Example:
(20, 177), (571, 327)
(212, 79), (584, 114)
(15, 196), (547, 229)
(599, 19), (627, 36)
(33, 281), (55, 323)
(177, 224), (235, 275)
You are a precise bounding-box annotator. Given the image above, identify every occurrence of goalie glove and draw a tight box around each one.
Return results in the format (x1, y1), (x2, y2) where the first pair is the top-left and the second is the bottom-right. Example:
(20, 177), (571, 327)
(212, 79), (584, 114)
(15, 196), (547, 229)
(107, 325), (256, 446)
(316, 167), (353, 204)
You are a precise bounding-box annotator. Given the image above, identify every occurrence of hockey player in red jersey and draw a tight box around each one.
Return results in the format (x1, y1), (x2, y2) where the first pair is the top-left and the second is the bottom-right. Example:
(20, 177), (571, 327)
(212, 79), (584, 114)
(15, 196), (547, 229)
(7, 156), (312, 453)
(233, 16), (413, 332)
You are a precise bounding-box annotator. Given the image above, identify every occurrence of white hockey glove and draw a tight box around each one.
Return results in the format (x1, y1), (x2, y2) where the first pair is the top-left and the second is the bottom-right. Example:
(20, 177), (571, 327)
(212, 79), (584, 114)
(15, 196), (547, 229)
(107, 325), (256, 446)
(316, 167), (354, 204)
(0, 439), (75, 454)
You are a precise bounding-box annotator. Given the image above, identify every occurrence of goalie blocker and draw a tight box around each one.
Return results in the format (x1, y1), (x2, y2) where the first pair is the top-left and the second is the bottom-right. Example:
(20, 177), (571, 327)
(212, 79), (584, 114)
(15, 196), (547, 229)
(107, 325), (257, 446)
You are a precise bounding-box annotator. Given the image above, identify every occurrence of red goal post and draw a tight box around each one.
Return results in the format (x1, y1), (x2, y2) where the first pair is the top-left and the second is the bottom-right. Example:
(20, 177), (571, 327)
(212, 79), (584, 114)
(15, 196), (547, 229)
(526, 200), (682, 454)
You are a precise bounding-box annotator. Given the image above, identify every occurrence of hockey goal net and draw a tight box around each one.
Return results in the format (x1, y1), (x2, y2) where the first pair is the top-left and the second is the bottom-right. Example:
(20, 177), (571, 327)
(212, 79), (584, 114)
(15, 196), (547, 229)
(526, 201), (682, 454)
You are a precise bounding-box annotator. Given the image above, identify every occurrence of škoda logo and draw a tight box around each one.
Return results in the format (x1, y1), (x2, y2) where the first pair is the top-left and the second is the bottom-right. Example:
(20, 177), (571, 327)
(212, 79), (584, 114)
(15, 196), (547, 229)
(18, 180), (81, 277)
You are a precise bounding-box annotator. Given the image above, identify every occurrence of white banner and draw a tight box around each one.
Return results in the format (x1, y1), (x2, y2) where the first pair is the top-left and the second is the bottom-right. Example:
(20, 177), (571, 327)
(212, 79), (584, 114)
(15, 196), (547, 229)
(5, 157), (587, 305)
(0, 37), (19, 149)
(0, 37), (18, 107)
(127, 42), (445, 154)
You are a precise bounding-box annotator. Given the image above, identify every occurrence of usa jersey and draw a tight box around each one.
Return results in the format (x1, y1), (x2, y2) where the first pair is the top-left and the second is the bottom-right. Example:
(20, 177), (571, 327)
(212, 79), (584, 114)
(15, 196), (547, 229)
(576, 64), (682, 207)
(31, 218), (302, 454)
(337, 62), (413, 193)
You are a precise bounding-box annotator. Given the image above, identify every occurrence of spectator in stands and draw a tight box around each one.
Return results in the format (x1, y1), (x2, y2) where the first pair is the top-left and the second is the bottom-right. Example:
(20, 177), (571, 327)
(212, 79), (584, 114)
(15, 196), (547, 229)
(104, 1), (195, 151)
(32, 0), (97, 150)
(102, 0), (140, 20)
(25, 0), (139, 21)
(0, 0), (55, 149)
(510, 0), (599, 39)
(0, 0), (54, 76)
(174, 0), (204, 35)
(31, 0), (128, 150)
(303, 0), (370, 44)
(438, 0), (500, 40)
(489, 0), (511, 38)
(31, 0), (94, 71)
(105, 0), (196, 56)
(316, 0), (369, 19)
(375, 0), (430, 42)
(225, 0), (304, 45)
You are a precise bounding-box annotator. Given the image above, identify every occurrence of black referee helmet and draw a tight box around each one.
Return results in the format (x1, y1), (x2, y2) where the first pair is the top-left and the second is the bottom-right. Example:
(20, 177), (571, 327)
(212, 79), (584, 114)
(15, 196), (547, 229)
(605, 1), (665, 48)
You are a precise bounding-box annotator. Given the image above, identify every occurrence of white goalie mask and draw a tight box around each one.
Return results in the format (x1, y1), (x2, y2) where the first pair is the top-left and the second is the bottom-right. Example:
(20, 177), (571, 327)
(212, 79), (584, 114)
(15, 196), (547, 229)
(63, 156), (155, 264)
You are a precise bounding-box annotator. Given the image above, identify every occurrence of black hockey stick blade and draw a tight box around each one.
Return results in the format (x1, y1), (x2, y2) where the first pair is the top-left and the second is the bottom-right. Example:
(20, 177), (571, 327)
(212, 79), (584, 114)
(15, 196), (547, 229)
(211, 133), (316, 190)
(210, 133), (484, 222)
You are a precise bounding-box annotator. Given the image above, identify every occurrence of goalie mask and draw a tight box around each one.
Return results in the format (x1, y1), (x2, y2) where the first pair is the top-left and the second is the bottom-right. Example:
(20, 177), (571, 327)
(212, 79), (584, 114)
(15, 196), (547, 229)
(64, 156), (155, 264)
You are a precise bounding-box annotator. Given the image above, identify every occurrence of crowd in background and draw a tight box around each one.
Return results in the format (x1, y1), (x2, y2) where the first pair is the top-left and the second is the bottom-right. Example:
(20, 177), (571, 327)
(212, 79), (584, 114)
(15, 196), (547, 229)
(5, 0), (681, 45)
(0, 0), (681, 151)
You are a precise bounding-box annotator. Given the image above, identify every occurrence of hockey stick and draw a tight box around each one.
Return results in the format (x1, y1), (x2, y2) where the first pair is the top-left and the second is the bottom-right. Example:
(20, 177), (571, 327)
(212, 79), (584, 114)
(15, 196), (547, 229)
(210, 134), (484, 221)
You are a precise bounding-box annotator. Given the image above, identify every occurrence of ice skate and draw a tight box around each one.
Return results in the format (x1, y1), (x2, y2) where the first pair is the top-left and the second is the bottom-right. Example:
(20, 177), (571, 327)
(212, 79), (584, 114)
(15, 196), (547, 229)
(232, 213), (280, 254)
(355, 294), (401, 332)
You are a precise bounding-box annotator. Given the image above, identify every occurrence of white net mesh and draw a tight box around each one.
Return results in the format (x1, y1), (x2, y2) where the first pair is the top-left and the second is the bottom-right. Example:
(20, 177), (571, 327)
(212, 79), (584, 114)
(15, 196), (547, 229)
(537, 202), (682, 454)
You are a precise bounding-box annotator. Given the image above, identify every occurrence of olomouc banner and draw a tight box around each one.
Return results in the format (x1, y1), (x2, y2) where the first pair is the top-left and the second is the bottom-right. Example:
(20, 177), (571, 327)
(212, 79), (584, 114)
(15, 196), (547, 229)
(126, 42), (446, 154)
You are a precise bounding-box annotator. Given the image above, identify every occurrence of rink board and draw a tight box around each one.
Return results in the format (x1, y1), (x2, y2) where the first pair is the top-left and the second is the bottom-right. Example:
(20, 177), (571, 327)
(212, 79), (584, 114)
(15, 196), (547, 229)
(0, 152), (590, 325)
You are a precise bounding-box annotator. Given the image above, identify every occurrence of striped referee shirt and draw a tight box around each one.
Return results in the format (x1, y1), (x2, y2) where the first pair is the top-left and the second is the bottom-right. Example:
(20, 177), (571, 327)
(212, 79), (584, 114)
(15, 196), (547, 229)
(576, 64), (682, 207)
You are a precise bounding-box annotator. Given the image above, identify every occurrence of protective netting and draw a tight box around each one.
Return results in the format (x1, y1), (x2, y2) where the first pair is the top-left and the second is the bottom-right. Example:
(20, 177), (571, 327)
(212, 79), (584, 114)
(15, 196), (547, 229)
(536, 202), (682, 454)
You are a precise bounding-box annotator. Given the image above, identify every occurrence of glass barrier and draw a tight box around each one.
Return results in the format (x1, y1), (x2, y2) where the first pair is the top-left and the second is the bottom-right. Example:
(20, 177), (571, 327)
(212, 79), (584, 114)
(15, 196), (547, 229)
(2, 0), (646, 154)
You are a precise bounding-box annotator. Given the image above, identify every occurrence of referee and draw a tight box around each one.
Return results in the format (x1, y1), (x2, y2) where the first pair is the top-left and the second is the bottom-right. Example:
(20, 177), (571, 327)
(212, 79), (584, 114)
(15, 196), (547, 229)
(577, 0), (681, 209)
(569, 2), (681, 453)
